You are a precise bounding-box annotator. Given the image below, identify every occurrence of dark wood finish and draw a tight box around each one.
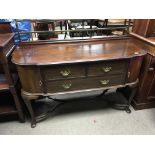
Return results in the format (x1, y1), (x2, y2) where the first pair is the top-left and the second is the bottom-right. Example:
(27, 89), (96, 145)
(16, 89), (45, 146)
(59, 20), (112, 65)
(0, 92), (18, 116)
(131, 32), (155, 56)
(16, 65), (42, 93)
(12, 39), (146, 65)
(12, 39), (146, 95)
(132, 20), (155, 37)
(3, 38), (15, 57)
(12, 38), (145, 127)
(127, 56), (143, 83)
(0, 74), (9, 90)
(147, 57), (155, 98)
(0, 22), (12, 34)
(131, 24), (155, 110)
(43, 64), (86, 81)
(35, 21), (55, 40)
(0, 33), (25, 121)
(87, 60), (128, 76)
(131, 20), (155, 109)
(0, 104), (17, 116)
(133, 52), (155, 110)
(0, 33), (14, 48)
(16, 58), (141, 95)
(46, 75), (126, 93)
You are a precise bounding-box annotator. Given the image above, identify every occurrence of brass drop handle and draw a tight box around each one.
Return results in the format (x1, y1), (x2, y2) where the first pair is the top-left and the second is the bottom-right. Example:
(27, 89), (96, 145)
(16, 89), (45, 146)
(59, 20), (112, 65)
(62, 83), (72, 89)
(128, 71), (130, 78)
(149, 67), (154, 71)
(102, 66), (112, 72)
(60, 70), (71, 77)
(100, 80), (110, 85)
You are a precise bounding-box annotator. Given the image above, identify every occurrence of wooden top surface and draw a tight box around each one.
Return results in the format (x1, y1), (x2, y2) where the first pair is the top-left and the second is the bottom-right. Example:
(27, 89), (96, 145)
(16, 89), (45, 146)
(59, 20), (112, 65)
(12, 39), (146, 65)
(0, 33), (14, 48)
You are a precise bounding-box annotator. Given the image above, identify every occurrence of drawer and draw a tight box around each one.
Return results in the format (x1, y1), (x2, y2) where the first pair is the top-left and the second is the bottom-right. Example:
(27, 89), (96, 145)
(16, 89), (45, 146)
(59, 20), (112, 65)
(46, 74), (126, 93)
(87, 60), (128, 76)
(43, 64), (86, 81)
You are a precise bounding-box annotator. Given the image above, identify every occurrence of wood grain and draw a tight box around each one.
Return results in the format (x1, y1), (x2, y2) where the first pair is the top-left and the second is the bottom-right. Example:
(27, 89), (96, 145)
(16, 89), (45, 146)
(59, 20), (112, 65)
(46, 75), (125, 93)
(12, 39), (146, 65)
(0, 22), (12, 34)
(0, 33), (14, 47)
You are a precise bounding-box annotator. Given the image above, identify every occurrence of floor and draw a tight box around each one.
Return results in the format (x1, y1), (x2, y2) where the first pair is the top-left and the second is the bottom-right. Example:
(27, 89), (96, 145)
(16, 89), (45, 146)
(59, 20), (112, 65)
(0, 91), (155, 135)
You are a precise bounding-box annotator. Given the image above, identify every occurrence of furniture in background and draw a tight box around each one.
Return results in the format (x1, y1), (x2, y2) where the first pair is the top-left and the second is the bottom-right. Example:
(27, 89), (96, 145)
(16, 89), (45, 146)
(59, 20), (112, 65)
(131, 19), (155, 109)
(34, 20), (56, 40)
(67, 19), (132, 37)
(132, 19), (155, 37)
(68, 19), (96, 37)
(0, 22), (12, 34)
(0, 33), (25, 121)
(14, 19), (133, 42)
(12, 37), (145, 127)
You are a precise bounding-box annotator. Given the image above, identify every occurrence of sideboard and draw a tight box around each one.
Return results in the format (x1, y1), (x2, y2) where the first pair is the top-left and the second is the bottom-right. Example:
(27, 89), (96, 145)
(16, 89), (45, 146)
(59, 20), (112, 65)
(12, 38), (146, 127)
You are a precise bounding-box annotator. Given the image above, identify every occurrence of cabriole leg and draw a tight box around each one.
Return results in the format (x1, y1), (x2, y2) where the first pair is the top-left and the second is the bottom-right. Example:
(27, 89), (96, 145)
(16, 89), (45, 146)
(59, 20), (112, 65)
(21, 91), (39, 128)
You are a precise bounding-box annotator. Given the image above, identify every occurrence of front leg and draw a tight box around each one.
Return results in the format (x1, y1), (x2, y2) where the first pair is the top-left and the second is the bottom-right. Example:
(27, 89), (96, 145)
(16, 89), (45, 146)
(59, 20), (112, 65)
(21, 90), (39, 128)
(117, 85), (137, 113)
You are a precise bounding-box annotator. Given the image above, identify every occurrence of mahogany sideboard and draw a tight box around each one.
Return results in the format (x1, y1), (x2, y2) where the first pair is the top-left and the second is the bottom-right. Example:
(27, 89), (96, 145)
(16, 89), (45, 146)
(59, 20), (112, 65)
(12, 38), (146, 127)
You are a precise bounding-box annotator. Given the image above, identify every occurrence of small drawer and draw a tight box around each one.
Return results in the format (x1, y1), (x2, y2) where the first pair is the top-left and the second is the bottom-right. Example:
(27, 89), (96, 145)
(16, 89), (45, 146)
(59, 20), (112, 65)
(87, 60), (128, 76)
(46, 74), (126, 93)
(43, 64), (86, 81)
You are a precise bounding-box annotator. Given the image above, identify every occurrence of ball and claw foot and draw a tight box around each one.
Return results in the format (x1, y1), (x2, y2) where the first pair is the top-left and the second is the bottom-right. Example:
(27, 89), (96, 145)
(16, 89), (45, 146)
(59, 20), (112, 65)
(31, 121), (36, 128)
(125, 107), (131, 114)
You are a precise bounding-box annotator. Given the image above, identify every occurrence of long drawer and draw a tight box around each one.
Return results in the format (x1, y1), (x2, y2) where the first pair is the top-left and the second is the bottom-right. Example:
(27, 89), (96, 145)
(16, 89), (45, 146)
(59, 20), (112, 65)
(43, 64), (86, 81)
(87, 60), (128, 76)
(46, 74), (126, 93)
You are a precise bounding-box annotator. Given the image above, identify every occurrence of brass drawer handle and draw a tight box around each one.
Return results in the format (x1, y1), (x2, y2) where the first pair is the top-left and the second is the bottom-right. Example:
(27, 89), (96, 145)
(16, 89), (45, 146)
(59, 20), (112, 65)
(62, 83), (72, 89)
(100, 80), (110, 85)
(149, 67), (154, 71)
(60, 70), (71, 77)
(128, 71), (130, 78)
(102, 67), (112, 72)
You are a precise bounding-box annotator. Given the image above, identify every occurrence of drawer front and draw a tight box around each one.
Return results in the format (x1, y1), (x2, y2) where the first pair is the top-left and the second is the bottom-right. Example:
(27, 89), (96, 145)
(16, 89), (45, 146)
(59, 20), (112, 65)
(87, 60), (128, 76)
(46, 74), (126, 93)
(43, 64), (85, 81)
